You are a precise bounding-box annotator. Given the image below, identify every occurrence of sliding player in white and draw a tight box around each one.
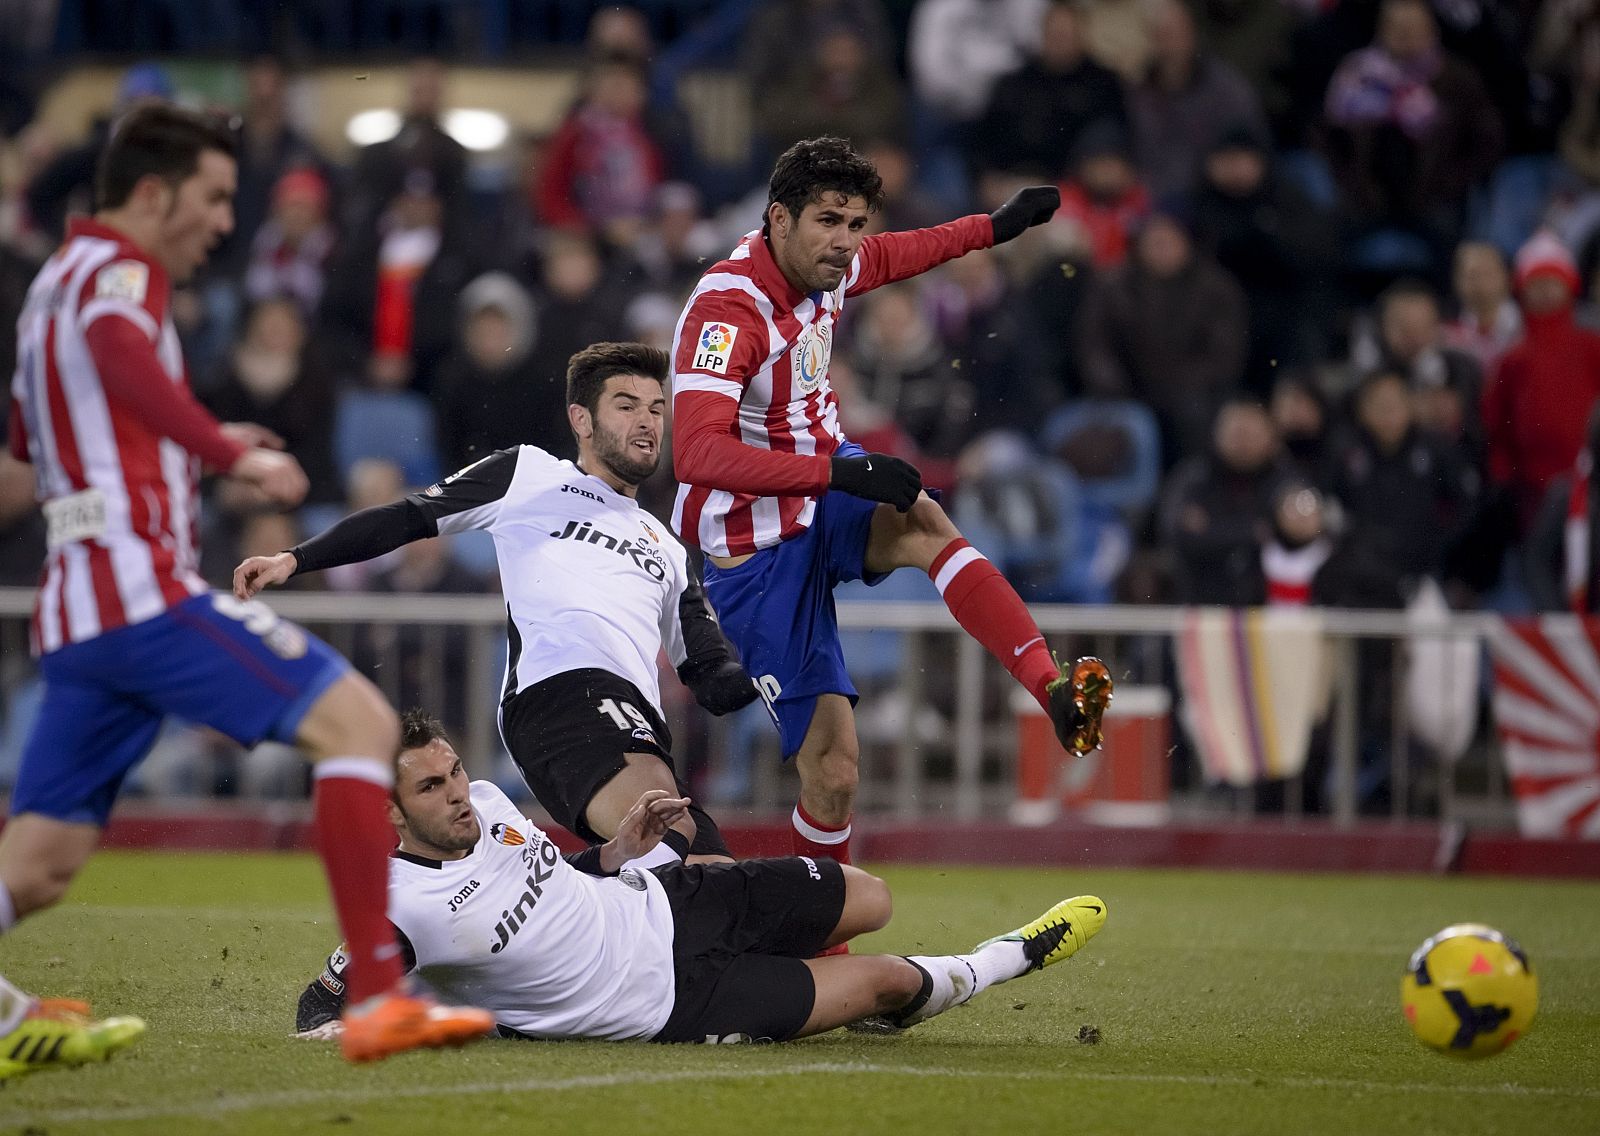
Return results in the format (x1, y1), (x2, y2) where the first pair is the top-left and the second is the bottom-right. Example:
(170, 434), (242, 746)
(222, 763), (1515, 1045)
(296, 711), (1109, 1043)
(236, 343), (757, 865)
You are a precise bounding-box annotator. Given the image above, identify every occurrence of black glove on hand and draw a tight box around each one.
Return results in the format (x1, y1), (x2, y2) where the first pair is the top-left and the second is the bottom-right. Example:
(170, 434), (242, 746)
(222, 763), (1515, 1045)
(989, 185), (1061, 244)
(830, 452), (922, 512)
(681, 657), (760, 716)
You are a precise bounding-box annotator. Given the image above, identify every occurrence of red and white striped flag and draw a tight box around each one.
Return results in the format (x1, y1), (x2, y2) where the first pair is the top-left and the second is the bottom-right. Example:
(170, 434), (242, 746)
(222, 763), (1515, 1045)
(1488, 616), (1600, 838)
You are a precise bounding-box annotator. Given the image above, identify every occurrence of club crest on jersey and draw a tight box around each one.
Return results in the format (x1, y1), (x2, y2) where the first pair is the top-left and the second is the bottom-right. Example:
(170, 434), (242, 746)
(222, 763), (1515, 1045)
(790, 320), (832, 395)
(489, 822), (526, 847)
(95, 259), (149, 303)
(693, 322), (737, 373)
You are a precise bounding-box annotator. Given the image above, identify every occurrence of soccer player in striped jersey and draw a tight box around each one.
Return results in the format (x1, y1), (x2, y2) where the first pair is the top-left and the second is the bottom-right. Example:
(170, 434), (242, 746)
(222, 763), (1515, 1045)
(0, 103), (492, 1075)
(670, 136), (1113, 873)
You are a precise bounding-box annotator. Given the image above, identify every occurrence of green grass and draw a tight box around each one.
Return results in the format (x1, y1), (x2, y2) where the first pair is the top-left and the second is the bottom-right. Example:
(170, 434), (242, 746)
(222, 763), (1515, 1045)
(0, 854), (1597, 1136)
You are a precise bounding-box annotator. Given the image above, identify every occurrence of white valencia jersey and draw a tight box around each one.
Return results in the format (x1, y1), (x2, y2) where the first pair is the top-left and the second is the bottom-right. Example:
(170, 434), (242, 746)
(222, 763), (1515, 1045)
(409, 446), (719, 715)
(388, 780), (677, 1039)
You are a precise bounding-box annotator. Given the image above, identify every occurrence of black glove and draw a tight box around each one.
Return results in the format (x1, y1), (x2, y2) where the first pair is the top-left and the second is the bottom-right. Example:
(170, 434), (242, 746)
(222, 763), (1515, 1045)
(989, 185), (1061, 244)
(679, 657), (760, 716)
(830, 452), (922, 512)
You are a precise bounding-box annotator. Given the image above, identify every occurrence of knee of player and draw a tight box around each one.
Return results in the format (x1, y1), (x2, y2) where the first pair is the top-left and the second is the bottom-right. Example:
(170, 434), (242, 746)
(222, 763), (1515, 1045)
(812, 748), (860, 797)
(908, 495), (958, 540)
(7, 862), (74, 915)
(852, 869), (892, 931)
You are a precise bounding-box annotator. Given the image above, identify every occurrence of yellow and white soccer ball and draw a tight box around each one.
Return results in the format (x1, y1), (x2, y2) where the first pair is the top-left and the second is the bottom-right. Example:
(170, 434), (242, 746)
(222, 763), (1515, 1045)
(1400, 923), (1537, 1058)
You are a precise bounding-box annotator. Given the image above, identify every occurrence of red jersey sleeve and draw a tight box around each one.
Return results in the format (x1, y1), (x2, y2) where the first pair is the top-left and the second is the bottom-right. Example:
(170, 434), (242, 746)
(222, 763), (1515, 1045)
(671, 290), (831, 496)
(843, 214), (993, 298)
(7, 398), (27, 463)
(81, 315), (247, 473)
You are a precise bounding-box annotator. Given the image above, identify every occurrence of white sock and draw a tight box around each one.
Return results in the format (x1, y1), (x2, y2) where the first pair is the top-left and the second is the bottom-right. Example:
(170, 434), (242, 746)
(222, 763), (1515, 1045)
(0, 973), (33, 1035)
(622, 840), (683, 870)
(898, 941), (1031, 1026)
(0, 882), (15, 934)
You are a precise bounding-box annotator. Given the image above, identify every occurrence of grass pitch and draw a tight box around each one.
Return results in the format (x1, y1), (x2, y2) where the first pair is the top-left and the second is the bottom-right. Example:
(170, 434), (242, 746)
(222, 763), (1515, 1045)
(0, 854), (1596, 1136)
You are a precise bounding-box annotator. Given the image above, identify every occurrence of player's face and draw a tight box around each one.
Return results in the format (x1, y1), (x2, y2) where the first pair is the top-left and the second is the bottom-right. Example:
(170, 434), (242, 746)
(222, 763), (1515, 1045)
(585, 374), (666, 486)
(158, 149), (236, 282)
(770, 192), (870, 294)
(392, 739), (480, 858)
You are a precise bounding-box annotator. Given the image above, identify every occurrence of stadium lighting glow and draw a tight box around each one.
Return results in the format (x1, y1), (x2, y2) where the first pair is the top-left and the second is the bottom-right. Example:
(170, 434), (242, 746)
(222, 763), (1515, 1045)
(346, 108), (401, 147)
(443, 109), (510, 152)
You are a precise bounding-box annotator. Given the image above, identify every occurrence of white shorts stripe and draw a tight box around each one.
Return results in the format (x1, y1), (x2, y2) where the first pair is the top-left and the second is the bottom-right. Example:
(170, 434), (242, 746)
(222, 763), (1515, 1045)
(932, 547), (986, 595)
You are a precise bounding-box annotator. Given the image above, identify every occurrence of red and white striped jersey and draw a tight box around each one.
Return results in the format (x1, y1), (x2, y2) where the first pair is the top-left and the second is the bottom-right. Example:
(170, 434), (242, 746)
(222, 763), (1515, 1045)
(9, 219), (240, 654)
(670, 214), (991, 556)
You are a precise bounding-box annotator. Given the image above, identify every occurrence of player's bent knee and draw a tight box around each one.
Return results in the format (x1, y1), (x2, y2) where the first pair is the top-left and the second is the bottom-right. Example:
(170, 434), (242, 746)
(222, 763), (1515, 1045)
(811, 748), (860, 798)
(841, 866), (892, 932)
(6, 860), (77, 916)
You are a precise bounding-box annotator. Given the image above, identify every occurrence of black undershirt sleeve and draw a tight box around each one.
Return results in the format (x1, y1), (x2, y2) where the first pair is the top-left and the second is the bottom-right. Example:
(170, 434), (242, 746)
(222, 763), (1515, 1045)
(562, 846), (616, 877)
(290, 499), (436, 576)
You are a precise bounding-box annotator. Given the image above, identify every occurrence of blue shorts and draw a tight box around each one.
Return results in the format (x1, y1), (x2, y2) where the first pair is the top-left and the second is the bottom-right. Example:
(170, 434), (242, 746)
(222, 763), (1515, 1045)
(12, 592), (349, 825)
(703, 454), (886, 759)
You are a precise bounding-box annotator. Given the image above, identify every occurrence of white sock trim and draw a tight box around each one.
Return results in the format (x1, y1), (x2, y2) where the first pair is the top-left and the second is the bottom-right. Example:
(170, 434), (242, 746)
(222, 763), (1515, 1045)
(314, 757), (395, 789)
(0, 882), (14, 935)
(0, 973), (32, 1035)
(791, 806), (851, 845)
(932, 546), (985, 595)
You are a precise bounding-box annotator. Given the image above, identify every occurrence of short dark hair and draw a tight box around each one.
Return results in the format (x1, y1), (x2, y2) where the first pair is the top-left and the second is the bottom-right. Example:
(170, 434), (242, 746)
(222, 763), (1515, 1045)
(1378, 277), (1439, 313)
(95, 102), (237, 211)
(400, 707), (450, 752)
(767, 136), (884, 224)
(565, 341), (669, 418)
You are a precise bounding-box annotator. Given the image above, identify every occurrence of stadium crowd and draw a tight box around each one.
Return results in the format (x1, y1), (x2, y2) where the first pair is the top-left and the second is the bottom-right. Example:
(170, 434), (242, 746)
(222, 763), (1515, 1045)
(3, 0), (1599, 805)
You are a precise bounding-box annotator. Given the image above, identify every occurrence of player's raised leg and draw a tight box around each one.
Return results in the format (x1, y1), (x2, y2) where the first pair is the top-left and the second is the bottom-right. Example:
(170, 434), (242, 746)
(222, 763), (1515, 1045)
(584, 753), (729, 865)
(864, 495), (1113, 755)
(291, 672), (494, 1061)
(790, 694), (860, 866)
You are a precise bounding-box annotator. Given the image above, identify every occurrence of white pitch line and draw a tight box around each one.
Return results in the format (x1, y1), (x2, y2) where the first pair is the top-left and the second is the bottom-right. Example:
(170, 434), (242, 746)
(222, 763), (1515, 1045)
(8, 1060), (1598, 1127)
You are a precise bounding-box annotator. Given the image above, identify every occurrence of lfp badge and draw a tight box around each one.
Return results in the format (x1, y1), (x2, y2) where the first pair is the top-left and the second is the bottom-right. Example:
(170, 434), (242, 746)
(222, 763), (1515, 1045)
(692, 322), (739, 373)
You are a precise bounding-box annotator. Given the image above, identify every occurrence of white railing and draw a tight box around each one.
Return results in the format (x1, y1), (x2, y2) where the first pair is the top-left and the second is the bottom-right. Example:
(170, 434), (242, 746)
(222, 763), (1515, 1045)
(0, 588), (1510, 830)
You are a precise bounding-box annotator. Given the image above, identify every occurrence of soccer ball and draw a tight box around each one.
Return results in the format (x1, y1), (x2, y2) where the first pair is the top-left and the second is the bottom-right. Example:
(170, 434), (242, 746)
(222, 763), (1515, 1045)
(1400, 923), (1537, 1058)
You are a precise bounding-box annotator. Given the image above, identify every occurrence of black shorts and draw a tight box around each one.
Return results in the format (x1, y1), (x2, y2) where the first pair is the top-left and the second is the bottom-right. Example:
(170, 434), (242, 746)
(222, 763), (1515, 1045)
(500, 668), (730, 858)
(650, 856), (847, 1044)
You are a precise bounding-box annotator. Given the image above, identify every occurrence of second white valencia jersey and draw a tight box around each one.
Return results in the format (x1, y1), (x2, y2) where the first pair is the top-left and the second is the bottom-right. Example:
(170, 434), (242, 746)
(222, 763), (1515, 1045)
(408, 445), (701, 716)
(389, 780), (677, 1040)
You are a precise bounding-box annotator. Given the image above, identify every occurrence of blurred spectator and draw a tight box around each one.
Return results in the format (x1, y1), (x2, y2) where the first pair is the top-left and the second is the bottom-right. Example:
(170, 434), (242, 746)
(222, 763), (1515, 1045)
(209, 56), (331, 283)
(242, 169), (336, 319)
(1260, 483), (1333, 607)
(2, 122), (61, 261)
(1326, 369), (1478, 595)
(1189, 125), (1334, 390)
(1189, 0), (1295, 136)
(203, 297), (341, 508)
(1128, 0), (1267, 199)
(909, 0), (1049, 127)
(1159, 398), (1287, 604)
(1560, 22), (1600, 189)
(435, 272), (568, 465)
(24, 62), (172, 243)
(851, 283), (972, 459)
(323, 459), (407, 593)
(1525, 404), (1600, 614)
(828, 356), (958, 493)
(1269, 372), (1331, 483)
(345, 58), (467, 233)
(1078, 210), (1249, 465)
(862, 139), (946, 233)
(968, 1), (1128, 182)
(926, 247), (1051, 436)
(324, 169), (478, 392)
(333, 354), (441, 490)
(617, 181), (719, 295)
(1483, 231), (1600, 533)
(1442, 242), (1521, 376)
(526, 232), (631, 407)
(1322, 0), (1503, 259)
(586, 4), (656, 66)
(537, 54), (667, 246)
(1052, 122), (1149, 270)
(744, 0), (894, 94)
(759, 25), (907, 151)
(1349, 280), (1482, 449)
(0, 452), (44, 587)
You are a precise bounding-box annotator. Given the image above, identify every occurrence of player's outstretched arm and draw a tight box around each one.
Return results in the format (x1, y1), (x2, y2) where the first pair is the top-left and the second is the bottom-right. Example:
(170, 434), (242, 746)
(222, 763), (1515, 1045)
(988, 185), (1061, 244)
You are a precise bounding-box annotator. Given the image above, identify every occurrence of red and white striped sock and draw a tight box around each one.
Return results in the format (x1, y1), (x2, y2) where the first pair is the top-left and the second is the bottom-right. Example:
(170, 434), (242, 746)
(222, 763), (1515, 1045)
(791, 801), (852, 865)
(928, 538), (1057, 710)
(312, 758), (406, 1004)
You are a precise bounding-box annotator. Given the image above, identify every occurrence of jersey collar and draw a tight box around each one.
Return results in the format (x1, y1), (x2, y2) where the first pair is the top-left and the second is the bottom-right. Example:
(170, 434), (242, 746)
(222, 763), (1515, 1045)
(750, 232), (808, 315)
(65, 217), (168, 289)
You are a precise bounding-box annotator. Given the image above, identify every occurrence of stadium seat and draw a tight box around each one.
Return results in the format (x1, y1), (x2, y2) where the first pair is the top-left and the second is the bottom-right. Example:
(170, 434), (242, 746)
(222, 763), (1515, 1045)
(333, 388), (442, 490)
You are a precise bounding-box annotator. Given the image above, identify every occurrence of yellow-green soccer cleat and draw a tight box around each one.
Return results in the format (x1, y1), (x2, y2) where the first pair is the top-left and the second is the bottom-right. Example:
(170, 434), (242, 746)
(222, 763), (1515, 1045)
(1046, 656), (1113, 757)
(977, 895), (1108, 971)
(0, 1008), (146, 1081)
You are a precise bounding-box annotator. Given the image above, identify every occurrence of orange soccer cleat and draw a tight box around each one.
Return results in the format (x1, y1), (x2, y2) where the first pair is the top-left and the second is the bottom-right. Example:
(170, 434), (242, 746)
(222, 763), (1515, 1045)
(1046, 656), (1114, 757)
(339, 987), (495, 1064)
